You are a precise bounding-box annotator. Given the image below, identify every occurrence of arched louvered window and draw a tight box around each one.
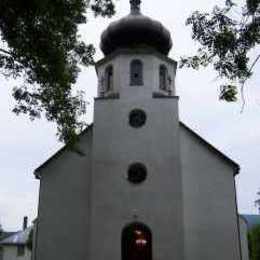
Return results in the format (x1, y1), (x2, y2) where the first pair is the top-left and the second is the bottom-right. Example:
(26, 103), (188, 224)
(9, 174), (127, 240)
(105, 65), (113, 91)
(122, 222), (152, 260)
(130, 60), (143, 86)
(159, 65), (168, 91)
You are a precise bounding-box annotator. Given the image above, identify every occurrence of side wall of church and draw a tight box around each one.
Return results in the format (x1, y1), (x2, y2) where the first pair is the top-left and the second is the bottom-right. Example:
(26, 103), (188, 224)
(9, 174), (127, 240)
(180, 125), (241, 260)
(35, 130), (92, 260)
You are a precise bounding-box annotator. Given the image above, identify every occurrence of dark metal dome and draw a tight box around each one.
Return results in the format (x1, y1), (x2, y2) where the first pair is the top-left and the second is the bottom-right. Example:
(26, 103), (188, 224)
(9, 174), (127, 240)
(100, 0), (172, 56)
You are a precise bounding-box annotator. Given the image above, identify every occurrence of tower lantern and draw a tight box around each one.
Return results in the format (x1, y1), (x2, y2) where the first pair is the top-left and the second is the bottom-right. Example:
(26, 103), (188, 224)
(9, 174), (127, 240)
(97, 0), (176, 99)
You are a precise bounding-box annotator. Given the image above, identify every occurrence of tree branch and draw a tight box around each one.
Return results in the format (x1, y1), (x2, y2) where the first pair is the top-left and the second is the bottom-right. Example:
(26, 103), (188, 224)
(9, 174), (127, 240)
(240, 54), (260, 112)
(249, 54), (260, 73)
(0, 47), (26, 73)
(0, 47), (12, 56)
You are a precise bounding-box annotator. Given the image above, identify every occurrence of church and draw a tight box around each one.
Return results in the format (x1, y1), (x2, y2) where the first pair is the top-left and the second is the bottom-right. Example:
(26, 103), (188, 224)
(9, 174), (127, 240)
(33, 1), (243, 259)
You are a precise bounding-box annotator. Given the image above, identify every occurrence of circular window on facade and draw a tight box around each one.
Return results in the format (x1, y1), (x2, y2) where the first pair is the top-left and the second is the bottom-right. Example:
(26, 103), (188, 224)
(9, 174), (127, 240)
(129, 109), (147, 128)
(127, 163), (147, 184)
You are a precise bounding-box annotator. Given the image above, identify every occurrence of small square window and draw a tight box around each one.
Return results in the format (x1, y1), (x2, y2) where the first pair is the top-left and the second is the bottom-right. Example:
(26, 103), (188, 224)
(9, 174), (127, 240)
(17, 245), (25, 256)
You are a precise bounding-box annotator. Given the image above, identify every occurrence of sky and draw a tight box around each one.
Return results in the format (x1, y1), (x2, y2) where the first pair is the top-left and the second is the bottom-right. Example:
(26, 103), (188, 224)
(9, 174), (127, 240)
(1, 0), (260, 231)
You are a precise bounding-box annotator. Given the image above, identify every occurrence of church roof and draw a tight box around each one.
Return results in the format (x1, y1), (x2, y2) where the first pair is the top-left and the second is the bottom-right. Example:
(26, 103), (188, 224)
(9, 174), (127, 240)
(95, 48), (177, 68)
(100, 0), (172, 56)
(0, 227), (32, 246)
(0, 232), (16, 241)
(34, 122), (239, 178)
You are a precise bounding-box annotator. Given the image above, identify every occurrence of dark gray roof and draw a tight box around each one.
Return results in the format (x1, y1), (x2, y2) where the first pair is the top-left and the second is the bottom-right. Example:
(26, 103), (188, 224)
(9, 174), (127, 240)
(95, 48), (177, 69)
(0, 232), (16, 241)
(0, 228), (31, 246)
(100, 2), (172, 56)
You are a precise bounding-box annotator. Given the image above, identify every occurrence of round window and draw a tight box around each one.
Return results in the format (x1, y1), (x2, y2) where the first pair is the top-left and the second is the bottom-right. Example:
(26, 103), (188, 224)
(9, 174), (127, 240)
(127, 163), (147, 184)
(129, 109), (147, 128)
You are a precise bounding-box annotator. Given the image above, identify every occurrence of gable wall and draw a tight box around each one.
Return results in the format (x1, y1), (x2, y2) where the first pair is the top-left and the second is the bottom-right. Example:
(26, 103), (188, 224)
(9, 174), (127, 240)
(2, 246), (30, 260)
(180, 126), (241, 260)
(35, 131), (92, 260)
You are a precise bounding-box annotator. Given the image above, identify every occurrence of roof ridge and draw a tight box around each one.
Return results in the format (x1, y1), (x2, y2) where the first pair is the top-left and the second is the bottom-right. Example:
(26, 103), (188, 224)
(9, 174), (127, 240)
(179, 121), (240, 175)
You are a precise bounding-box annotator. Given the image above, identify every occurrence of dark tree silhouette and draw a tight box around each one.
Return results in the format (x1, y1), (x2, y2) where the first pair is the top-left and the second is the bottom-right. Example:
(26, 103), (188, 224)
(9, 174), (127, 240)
(248, 225), (260, 260)
(180, 0), (260, 105)
(0, 0), (115, 143)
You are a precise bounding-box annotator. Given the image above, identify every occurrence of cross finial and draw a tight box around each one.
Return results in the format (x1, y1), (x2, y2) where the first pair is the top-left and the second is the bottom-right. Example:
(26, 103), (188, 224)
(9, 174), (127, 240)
(130, 0), (141, 14)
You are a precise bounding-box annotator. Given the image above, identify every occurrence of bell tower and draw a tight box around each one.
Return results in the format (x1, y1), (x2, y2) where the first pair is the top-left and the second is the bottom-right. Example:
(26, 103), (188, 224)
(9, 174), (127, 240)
(89, 1), (184, 260)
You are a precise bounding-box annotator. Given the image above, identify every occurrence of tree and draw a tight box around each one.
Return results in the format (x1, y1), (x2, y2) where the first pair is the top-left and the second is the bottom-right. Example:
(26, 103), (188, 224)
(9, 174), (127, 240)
(248, 225), (260, 260)
(0, 0), (115, 144)
(180, 0), (260, 105)
(26, 228), (33, 251)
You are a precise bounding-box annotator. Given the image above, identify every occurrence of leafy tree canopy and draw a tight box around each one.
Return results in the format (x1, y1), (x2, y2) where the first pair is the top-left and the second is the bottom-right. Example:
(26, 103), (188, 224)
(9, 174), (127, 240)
(26, 228), (33, 251)
(248, 224), (260, 260)
(180, 0), (260, 103)
(2, 0), (259, 143)
(0, 0), (115, 144)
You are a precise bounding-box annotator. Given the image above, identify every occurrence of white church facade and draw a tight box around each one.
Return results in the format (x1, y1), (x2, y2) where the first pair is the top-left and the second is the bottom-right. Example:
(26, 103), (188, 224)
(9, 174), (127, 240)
(33, 1), (243, 259)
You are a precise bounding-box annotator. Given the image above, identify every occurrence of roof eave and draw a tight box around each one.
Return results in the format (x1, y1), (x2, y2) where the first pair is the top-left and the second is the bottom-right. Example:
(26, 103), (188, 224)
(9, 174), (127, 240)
(95, 47), (177, 68)
(0, 242), (27, 246)
(34, 124), (93, 179)
(180, 121), (240, 176)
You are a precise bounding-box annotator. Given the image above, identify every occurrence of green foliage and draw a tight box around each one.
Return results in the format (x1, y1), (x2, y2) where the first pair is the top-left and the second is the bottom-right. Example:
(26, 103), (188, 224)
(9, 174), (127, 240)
(248, 225), (260, 260)
(0, 0), (115, 143)
(91, 0), (115, 17)
(0, 224), (3, 236)
(26, 229), (33, 251)
(220, 84), (238, 101)
(180, 0), (260, 102)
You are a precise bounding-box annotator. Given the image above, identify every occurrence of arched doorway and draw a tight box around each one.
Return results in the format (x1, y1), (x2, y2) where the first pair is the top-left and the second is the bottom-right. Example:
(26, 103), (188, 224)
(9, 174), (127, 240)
(122, 222), (152, 260)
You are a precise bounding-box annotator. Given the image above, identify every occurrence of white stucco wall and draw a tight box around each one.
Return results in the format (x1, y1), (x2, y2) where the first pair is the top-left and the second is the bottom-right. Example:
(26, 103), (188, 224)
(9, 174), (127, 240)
(35, 130), (92, 260)
(180, 124), (241, 260)
(2, 246), (30, 260)
(96, 50), (177, 98)
(89, 96), (184, 260)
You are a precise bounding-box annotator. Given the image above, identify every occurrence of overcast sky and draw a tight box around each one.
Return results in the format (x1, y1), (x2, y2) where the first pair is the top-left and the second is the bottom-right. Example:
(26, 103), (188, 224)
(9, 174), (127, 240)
(1, 0), (260, 231)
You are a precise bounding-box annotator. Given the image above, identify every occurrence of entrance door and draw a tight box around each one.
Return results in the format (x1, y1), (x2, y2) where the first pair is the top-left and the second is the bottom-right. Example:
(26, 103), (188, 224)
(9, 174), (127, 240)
(122, 223), (152, 260)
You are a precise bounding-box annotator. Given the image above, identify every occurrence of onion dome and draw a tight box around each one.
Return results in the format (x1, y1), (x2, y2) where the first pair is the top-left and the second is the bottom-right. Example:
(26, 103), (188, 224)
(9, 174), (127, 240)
(100, 0), (172, 56)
